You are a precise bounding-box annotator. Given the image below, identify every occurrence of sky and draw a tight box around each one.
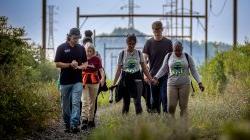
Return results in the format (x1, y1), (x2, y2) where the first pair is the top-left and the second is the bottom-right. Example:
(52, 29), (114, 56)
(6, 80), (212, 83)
(0, 0), (250, 48)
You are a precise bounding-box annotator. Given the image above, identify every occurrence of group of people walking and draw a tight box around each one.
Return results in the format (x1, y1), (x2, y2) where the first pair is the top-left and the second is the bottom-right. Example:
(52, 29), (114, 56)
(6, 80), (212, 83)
(54, 20), (204, 134)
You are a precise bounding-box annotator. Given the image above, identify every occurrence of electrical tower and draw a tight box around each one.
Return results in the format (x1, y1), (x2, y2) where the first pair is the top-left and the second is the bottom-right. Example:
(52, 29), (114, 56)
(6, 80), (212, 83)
(162, 0), (200, 56)
(47, 5), (55, 60)
(121, 0), (140, 29)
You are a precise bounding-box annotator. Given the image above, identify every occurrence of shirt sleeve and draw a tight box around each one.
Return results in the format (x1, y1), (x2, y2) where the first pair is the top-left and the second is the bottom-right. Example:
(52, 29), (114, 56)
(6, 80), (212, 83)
(54, 45), (63, 62)
(154, 53), (170, 79)
(143, 39), (150, 55)
(188, 54), (201, 83)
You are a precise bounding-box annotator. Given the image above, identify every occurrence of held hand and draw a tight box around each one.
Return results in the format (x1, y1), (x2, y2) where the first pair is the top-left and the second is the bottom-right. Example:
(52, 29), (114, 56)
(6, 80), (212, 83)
(199, 83), (205, 92)
(151, 78), (158, 85)
(76, 65), (87, 70)
(144, 77), (151, 85)
(71, 60), (78, 69)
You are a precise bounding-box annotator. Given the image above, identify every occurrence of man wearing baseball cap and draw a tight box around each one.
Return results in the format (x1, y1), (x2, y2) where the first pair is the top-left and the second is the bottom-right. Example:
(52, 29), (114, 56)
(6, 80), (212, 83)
(54, 28), (87, 133)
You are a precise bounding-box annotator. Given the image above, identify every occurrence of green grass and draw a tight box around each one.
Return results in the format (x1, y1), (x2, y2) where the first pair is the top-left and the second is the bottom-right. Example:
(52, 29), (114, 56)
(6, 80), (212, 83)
(88, 91), (249, 140)
(89, 44), (250, 140)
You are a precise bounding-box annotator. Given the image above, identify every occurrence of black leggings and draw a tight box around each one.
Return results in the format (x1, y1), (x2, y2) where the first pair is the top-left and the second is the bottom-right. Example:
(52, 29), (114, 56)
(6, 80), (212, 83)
(121, 71), (143, 114)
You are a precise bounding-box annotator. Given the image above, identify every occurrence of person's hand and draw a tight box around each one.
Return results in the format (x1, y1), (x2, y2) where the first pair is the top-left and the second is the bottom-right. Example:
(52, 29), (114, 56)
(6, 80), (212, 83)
(144, 75), (151, 84)
(71, 60), (78, 69)
(151, 78), (158, 85)
(109, 84), (117, 91)
(198, 82), (205, 92)
(76, 65), (87, 70)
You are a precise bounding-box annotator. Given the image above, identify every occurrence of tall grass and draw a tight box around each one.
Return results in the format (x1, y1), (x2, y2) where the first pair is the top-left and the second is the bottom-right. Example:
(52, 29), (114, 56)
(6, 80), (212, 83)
(89, 44), (250, 140)
(88, 90), (248, 140)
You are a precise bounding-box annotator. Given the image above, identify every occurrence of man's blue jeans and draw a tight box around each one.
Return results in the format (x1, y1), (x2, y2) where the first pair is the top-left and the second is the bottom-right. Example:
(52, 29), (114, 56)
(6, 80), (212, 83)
(147, 75), (168, 113)
(60, 82), (82, 127)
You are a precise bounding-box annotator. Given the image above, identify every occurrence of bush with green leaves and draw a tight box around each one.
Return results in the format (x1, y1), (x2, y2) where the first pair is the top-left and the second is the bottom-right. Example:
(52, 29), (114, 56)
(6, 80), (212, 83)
(200, 44), (250, 95)
(0, 16), (60, 138)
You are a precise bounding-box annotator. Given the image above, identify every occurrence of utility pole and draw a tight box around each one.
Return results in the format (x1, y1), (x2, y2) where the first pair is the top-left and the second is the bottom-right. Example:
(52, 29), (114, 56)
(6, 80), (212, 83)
(233, 0), (237, 48)
(181, 0), (184, 42)
(170, 0), (173, 36)
(190, 0), (193, 55)
(76, 7), (80, 28)
(47, 5), (56, 60)
(205, 0), (208, 63)
(175, 0), (178, 37)
(128, 0), (134, 29)
(42, 0), (46, 61)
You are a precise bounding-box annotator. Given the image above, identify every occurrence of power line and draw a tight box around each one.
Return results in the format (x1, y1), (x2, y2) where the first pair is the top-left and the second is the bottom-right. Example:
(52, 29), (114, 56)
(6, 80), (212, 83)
(210, 0), (228, 17)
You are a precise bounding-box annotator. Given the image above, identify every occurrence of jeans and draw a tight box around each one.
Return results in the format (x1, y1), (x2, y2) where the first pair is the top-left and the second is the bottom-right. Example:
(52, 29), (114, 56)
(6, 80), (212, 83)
(60, 82), (83, 127)
(146, 75), (168, 113)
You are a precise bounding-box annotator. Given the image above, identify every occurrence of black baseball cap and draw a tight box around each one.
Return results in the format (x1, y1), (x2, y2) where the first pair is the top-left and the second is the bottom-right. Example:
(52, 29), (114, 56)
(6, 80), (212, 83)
(68, 28), (82, 38)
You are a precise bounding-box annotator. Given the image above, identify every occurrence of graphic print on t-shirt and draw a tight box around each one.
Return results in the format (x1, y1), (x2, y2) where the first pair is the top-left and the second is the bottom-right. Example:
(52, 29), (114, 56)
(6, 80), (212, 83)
(171, 60), (184, 76)
(124, 57), (138, 73)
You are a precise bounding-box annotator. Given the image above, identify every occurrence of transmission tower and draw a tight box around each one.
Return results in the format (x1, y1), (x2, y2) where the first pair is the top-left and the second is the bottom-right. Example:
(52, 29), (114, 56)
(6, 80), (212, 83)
(47, 5), (55, 60)
(121, 0), (140, 29)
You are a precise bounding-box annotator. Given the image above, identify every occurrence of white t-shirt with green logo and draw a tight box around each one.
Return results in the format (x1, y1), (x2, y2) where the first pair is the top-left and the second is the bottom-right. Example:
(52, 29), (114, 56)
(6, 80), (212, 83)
(155, 52), (201, 86)
(117, 49), (144, 73)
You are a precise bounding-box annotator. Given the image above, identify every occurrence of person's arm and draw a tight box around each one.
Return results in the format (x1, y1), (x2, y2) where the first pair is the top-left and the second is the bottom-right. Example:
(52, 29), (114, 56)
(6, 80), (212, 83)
(154, 54), (169, 80)
(99, 68), (105, 86)
(77, 47), (88, 69)
(143, 53), (149, 67)
(143, 53), (151, 82)
(188, 55), (205, 91)
(55, 62), (71, 68)
(112, 51), (123, 86)
(141, 62), (152, 81)
(112, 65), (122, 86)
(188, 55), (201, 84)
(143, 40), (151, 83)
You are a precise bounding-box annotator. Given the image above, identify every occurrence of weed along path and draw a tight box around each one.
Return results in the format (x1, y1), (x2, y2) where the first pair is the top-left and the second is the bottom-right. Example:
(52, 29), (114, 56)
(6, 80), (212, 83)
(26, 103), (114, 140)
(27, 92), (248, 140)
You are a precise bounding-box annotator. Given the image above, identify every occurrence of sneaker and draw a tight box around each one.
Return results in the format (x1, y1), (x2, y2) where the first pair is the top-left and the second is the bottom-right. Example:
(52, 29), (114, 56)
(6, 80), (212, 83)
(71, 126), (80, 134)
(64, 124), (70, 133)
(81, 120), (88, 130)
(88, 121), (95, 129)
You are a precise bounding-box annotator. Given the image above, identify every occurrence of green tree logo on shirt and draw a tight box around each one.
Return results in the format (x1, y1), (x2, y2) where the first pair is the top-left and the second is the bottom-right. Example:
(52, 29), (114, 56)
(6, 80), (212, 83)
(172, 61), (184, 76)
(125, 58), (137, 73)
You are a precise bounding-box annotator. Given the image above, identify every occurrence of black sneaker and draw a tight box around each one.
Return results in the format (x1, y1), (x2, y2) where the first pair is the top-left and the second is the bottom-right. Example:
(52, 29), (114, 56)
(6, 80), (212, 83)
(81, 120), (88, 130)
(64, 124), (70, 133)
(71, 126), (80, 134)
(88, 121), (95, 129)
